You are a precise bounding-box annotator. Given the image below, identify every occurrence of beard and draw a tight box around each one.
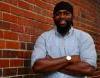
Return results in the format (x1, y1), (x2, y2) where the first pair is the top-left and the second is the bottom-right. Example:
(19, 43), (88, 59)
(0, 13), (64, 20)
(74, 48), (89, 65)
(54, 19), (73, 36)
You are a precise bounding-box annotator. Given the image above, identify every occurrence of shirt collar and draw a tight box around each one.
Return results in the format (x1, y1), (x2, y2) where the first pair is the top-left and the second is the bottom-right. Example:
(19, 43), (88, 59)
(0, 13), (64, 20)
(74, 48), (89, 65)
(54, 26), (74, 38)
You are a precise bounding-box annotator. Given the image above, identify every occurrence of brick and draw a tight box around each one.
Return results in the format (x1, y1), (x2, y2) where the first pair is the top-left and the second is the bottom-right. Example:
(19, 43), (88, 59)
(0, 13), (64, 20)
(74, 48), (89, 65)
(17, 51), (24, 58)
(3, 68), (17, 76)
(17, 17), (27, 26)
(4, 31), (18, 40)
(18, 67), (31, 75)
(0, 40), (5, 49)
(23, 51), (32, 59)
(3, 12), (18, 24)
(10, 23), (24, 33)
(0, 50), (2, 58)
(30, 35), (38, 43)
(69, 0), (81, 5)
(23, 75), (35, 78)
(11, 5), (25, 16)
(17, 51), (31, 59)
(41, 9), (52, 17)
(3, 0), (18, 6)
(0, 30), (3, 39)
(35, 0), (53, 11)
(0, 59), (9, 68)
(20, 42), (26, 50)
(34, 5), (42, 14)
(10, 59), (24, 67)
(24, 0), (35, 4)
(19, 34), (31, 42)
(74, 5), (81, 18)
(26, 43), (33, 50)
(2, 50), (17, 58)
(0, 1), (10, 12)
(6, 41), (20, 49)
(0, 11), (3, 20)
(0, 69), (2, 77)
(41, 0), (56, 4)
(18, 17), (33, 26)
(0, 21), (10, 30)
(10, 76), (23, 78)
(24, 59), (31, 67)
(18, 0), (30, 10)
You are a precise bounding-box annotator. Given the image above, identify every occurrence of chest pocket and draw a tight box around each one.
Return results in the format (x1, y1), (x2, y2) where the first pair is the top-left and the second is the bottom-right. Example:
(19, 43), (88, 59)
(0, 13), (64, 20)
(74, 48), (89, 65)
(64, 38), (80, 56)
(46, 40), (60, 58)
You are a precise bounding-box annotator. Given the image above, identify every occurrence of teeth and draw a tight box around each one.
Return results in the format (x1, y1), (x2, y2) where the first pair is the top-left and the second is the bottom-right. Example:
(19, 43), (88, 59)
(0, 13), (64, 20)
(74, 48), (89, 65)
(60, 20), (66, 25)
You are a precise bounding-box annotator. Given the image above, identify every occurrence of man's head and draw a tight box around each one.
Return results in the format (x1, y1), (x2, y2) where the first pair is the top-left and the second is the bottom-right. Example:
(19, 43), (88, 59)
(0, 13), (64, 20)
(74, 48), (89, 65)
(53, 1), (73, 36)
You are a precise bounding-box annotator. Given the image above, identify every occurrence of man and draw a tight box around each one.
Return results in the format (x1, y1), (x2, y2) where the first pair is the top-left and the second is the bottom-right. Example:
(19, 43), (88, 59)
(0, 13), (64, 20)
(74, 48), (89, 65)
(31, 1), (97, 78)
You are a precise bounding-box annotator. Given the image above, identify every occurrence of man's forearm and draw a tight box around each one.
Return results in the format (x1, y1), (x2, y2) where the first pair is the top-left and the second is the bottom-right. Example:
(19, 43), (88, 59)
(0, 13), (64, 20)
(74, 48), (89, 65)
(60, 62), (95, 76)
(32, 56), (69, 73)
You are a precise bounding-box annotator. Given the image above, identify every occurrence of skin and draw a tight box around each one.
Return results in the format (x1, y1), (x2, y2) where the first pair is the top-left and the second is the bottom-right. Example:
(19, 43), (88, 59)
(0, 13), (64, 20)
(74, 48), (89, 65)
(32, 10), (96, 76)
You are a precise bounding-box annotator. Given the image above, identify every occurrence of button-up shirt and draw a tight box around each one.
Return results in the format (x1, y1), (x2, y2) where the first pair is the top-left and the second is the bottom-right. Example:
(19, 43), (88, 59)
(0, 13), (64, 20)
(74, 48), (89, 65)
(31, 27), (97, 78)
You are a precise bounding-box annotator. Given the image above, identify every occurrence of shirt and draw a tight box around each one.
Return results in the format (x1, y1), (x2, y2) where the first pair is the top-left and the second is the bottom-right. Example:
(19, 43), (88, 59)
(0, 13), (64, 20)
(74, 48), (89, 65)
(31, 27), (97, 78)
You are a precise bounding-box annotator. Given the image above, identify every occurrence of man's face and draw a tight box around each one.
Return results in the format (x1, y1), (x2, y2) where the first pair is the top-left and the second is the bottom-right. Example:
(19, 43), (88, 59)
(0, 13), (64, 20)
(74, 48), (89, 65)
(53, 10), (73, 36)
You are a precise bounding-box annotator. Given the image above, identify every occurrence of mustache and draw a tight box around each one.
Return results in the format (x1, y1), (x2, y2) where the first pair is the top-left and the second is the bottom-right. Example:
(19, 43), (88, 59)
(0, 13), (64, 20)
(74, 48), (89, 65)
(54, 20), (73, 26)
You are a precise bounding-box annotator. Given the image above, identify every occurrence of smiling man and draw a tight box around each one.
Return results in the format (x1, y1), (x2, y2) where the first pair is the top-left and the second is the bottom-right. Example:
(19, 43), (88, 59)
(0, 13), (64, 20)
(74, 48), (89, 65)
(31, 1), (97, 78)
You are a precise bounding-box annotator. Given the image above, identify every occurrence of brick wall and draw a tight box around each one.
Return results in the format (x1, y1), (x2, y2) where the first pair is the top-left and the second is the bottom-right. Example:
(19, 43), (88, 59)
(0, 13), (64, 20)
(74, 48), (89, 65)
(0, 0), (100, 78)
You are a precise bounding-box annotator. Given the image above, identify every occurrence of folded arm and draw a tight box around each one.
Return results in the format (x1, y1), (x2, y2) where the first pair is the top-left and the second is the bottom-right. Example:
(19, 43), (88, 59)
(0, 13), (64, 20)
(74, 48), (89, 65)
(60, 61), (96, 76)
(32, 55), (80, 73)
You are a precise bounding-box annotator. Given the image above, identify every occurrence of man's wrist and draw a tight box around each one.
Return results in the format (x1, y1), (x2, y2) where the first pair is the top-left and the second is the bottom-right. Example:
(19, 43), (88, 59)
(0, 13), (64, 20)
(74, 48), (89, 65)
(65, 56), (72, 63)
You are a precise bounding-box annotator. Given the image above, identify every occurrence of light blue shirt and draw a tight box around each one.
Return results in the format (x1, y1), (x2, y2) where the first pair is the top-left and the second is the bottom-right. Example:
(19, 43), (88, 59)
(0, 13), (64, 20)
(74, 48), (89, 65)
(31, 27), (97, 78)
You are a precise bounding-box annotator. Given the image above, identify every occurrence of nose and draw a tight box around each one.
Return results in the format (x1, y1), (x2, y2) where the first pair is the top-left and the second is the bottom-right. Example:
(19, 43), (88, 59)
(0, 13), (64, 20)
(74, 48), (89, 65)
(59, 13), (65, 19)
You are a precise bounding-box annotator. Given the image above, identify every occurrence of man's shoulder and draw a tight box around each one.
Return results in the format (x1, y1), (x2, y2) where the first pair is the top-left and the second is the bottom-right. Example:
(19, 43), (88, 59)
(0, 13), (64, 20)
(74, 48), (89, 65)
(73, 28), (93, 40)
(39, 29), (55, 38)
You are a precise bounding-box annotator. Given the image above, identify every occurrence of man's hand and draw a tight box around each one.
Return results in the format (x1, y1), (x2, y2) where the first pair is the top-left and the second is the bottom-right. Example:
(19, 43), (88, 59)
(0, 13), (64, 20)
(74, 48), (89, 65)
(70, 55), (81, 64)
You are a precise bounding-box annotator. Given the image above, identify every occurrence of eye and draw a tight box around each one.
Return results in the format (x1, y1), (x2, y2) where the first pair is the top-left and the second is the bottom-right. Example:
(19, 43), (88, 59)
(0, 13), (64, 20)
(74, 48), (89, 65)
(64, 12), (71, 15)
(55, 12), (60, 16)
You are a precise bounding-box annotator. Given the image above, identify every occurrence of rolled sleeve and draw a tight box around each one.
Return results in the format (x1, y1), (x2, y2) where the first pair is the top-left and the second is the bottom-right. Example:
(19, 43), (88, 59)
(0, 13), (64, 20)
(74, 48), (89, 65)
(80, 34), (97, 68)
(31, 35), (46, 67)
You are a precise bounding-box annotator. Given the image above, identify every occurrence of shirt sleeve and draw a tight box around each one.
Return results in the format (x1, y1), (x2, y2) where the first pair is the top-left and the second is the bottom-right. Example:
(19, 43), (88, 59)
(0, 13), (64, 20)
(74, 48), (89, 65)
(31, 35), (46, 67)
(79, 33), (97, 68)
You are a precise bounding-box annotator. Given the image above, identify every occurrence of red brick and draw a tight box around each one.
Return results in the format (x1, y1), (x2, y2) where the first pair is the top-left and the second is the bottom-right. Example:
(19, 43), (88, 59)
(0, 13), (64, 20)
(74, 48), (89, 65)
(0, 50), (3, 58)
(70, 0), (81, 5)
(0, 11), (3, 20)
(0, 21), (10, 30)
(18, 17), (33, 26)
(10, 23), (24, 33)
(35, 0), (53, 11)
(0, 30), (3, 38)
(41, 9), (52, 17)
(74, 5), (81, 18)
(23, 51), (32, 59)
(3, 68), (17, 76)
(17, 51), (24, 58)
(17, 51), (32, 59)
(19, 34), (31, 42)
(0, 59), (9, 68)
(3, 0), (18, 6)
(6, 41), (20, 49)
(18, 67), (31, 74)
(4, 31), (18, 40)
(2, 50), (17, 58)
(10, 59), (23, 67)
(3, 12), (18, 24)
(41, 0), (56, 4)
(0, 2), (10, 12)
(24, 0), (35, 4)
(18, 0), (30, 10)
(17, 17), (26, 26)
(0, 40), (5, 49)
(11, 6), (25, 16)
(0, 69), (2, 76)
